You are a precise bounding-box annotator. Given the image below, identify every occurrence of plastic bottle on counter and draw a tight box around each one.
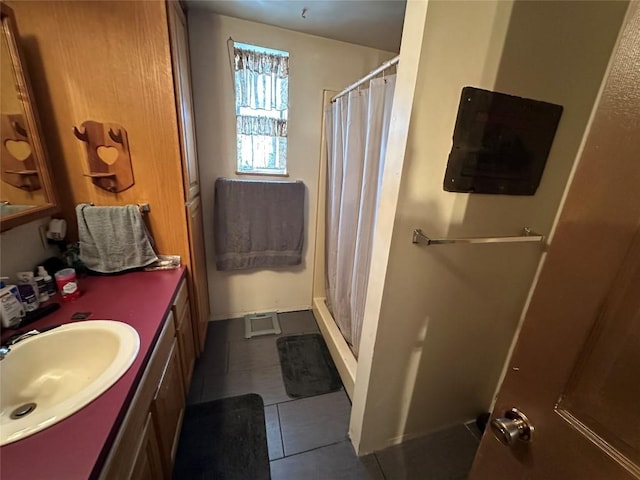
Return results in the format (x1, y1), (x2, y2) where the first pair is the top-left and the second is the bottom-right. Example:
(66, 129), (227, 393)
(34, 275), (50, 302)
(0, 279), (25, 328)
(37, 265), (57, 297)
(16, 272), (40, 312)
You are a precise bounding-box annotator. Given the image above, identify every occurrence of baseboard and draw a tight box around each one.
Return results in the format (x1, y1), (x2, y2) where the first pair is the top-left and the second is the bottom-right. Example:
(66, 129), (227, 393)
(358, 419), (481, 455)
(210, 304), (312, 321)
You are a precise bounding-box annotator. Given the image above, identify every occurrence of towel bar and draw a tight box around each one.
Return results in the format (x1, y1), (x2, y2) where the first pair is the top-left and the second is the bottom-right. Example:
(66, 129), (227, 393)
(137, 203), (150, 213)
(412, 227), (544, 246)
(84, 202), (150, 213)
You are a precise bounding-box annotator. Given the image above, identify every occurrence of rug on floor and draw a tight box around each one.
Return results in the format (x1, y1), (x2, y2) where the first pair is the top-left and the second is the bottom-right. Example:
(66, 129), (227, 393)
(173, 393), (270, 480)
(277, 333), (342, 398)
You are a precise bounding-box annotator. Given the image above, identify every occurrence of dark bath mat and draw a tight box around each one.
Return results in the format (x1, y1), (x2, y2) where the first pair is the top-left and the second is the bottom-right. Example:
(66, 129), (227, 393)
(173, 393), (270, 480)
(277, 333), (342, 398)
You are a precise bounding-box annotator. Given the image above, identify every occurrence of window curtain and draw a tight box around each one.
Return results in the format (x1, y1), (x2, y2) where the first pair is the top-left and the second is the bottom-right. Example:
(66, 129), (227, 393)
(324, 75), (396, 358)
(234, 46), (289, 135)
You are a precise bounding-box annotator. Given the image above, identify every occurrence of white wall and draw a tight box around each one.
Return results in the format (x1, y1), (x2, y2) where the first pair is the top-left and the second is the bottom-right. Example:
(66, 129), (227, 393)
(351, 0), (627, 454)
(0, 217), (58, 282)
(188, 12), (395, 319)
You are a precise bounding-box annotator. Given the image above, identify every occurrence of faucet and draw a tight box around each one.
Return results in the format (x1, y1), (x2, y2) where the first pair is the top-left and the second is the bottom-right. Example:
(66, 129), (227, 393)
(0, 330), (42, 360)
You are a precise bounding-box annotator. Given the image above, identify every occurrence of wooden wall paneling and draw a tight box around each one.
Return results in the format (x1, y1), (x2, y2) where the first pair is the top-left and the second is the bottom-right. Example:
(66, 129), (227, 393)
(8, 0), (189, 260)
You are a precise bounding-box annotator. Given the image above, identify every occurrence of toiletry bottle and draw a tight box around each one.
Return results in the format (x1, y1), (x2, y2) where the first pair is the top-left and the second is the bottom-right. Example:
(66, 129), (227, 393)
(37, 266), (57, 297)
(16, 272), (40, 312)
(34, 275), (50, 302)
(0, 280), (26, 328)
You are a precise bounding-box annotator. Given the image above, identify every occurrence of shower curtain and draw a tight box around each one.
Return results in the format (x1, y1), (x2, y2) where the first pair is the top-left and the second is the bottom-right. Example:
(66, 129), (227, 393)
(325, 74), (396, 357)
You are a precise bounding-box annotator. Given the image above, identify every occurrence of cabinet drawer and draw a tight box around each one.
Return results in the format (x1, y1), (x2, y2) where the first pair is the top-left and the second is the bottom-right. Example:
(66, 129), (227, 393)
(172, 280), (189, 326)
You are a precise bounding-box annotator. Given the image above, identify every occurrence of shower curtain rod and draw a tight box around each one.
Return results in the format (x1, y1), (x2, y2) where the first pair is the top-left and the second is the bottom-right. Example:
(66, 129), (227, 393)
(331, 55), (400, 102)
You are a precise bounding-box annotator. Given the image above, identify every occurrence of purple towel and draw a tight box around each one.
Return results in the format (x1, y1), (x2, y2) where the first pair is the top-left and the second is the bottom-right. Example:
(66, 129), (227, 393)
(214, 178), (305, 271)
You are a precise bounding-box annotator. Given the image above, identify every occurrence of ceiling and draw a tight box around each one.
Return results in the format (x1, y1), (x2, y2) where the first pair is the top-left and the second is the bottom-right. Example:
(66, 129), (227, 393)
(186, 0), (406, 52)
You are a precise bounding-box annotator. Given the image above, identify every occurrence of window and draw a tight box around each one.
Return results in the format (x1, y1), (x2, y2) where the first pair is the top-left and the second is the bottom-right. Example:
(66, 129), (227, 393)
(233, 42), (289, 175)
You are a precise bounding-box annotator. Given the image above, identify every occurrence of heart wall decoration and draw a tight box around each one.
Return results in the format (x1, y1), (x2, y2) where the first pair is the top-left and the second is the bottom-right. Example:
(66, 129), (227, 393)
(1, 113), (41, 191)
(5, 139), (32, 161)
(96, 145), (119, 165)
(73, 120), (135, 193)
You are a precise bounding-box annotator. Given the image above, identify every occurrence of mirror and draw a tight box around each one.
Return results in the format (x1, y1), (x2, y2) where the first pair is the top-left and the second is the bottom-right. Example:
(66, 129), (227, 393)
(0, 2), (57, 231)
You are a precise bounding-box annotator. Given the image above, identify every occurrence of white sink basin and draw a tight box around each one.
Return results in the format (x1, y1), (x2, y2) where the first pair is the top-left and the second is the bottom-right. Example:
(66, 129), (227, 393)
(0, 320), (140, 446)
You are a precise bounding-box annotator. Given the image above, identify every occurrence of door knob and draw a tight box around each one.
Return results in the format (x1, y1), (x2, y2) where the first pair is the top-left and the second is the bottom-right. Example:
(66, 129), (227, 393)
(490, 408), (534, 446)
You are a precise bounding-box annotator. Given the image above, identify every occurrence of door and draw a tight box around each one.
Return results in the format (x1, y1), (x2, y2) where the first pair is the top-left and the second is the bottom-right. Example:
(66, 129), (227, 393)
(186, 195), (210, 354)
(167, 0), (200, 201)
(177, 299), (196, 393)
(470, 4), (640, 479)
(172, 280), (196, 394)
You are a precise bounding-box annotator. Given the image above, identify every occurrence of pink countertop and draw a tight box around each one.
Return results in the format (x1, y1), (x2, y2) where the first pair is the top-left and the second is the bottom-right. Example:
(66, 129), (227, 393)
(0, 267), (186, 480)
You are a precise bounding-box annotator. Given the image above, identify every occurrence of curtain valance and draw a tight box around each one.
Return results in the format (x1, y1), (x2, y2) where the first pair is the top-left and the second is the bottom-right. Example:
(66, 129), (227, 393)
(234, 47), (289, 77)
(237, 115), (287, 137)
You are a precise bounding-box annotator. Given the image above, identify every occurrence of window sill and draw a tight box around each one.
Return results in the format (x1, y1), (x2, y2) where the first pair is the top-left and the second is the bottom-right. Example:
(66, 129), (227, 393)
(235, 170), (289, 178)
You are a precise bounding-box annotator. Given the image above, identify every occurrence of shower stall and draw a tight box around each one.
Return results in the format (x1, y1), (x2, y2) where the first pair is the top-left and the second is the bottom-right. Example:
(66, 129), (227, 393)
(312, 56), (399, 397)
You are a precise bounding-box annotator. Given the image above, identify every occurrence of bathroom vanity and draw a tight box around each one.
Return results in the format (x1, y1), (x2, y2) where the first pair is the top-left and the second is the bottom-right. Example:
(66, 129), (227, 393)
(3, 0), (211, 356)
(0, 267), (195, 479)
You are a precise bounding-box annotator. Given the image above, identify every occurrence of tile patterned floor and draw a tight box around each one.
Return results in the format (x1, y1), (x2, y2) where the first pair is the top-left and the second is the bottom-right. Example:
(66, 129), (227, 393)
(187, 310), (481, 479)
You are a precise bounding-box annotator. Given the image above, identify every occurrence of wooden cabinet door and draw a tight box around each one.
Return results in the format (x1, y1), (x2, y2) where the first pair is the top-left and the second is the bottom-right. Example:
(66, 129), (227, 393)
(186, 195), (210, 354)
(129, 413), (165, 480)
(167, 0), (199, 200)
(151, 339), (185, 477)
(172, 280), (195, 394)
(177, 301), (196, 394)
(100, 316), (176, 480)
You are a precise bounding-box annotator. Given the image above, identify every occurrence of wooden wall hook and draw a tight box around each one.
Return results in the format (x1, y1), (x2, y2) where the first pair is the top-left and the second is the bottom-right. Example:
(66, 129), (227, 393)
(72, 120), (135, 193)
(11, 121), (27, 138)
(73, 125), (89, 142)
(1, 113), (41, 191)
(108, 128), (123, 144)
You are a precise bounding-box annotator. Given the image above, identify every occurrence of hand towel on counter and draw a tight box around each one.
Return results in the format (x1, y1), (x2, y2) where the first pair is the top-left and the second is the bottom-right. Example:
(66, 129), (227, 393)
(76, 203), (158, 273)
(214, 178), (305, 271)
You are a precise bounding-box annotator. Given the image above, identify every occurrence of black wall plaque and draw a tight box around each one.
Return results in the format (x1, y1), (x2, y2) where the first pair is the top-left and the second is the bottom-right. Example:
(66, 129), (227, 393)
(443, 87), (563, 195)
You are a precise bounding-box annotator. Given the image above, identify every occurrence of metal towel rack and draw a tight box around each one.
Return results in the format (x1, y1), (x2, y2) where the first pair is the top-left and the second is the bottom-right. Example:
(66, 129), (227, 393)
(86, 202), (150, 213)
(412, 227), (544, 246)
